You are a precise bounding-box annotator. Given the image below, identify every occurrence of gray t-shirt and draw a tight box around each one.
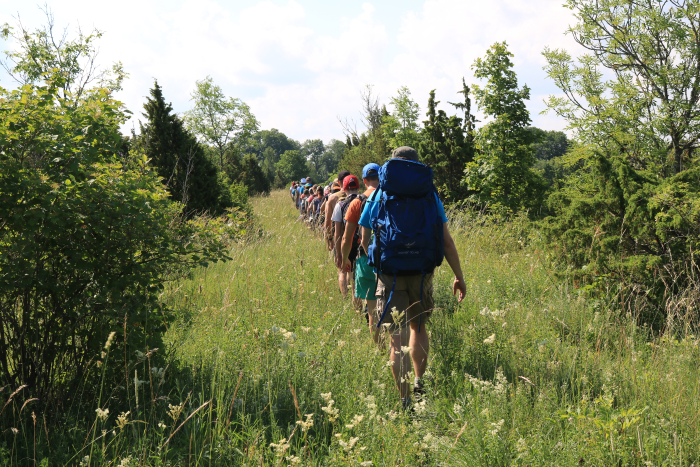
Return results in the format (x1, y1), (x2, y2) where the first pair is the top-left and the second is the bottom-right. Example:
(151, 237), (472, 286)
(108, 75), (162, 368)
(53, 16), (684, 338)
(331, 201), (344, 223)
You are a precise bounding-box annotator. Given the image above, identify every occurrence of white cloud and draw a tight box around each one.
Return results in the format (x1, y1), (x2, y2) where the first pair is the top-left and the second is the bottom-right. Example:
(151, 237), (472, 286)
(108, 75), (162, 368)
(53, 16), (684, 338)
(0, 0), (580, 141)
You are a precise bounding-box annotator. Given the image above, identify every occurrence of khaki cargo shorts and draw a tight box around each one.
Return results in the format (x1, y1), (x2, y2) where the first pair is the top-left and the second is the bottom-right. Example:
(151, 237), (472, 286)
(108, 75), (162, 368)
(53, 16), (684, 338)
(375, 273), (434, 333)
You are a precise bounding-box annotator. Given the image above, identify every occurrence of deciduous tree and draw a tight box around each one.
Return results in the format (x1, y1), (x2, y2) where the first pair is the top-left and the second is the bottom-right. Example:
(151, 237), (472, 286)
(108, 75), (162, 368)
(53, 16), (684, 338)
(184, 76), (259, 170)
(464, 43), (545, 212)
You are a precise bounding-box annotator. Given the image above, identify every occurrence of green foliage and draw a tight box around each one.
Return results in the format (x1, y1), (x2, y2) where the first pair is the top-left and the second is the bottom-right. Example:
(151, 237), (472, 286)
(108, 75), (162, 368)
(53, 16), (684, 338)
(244, 128), (301, 183)
(541, 0), (700, 321)
(527, 127), (570, 161)
(382, 85), (422, 150)
(184, 76), (259, 170)
(544, 150), (700, 326)
(136, 81), (229, 217)
(0, 8), (127, 101)
(418, 80), (477, 202)
(301, 139), (325, 175)
(464, 42), (546, 213)
(338, 137), (384, 182)
(5, 192), (700, 465)
(318, 139), (345, 180)
(0, 82), (238, 400)
(543, 0), (700, 175)
(238, 153), (271, 195)
(274, 149), (309, 187)
(338, 86), (391, 179)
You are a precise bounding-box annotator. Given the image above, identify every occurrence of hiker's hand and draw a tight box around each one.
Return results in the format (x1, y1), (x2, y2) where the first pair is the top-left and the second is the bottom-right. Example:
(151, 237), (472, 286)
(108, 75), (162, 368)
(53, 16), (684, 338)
(343, 258), (352, 272)
(453, 277), (466, 303)
(326, 238), (333, 251)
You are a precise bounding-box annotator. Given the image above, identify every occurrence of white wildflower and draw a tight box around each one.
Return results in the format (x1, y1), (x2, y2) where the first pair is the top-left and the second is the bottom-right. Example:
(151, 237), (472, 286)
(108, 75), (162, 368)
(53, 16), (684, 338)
(118, 456), (132, 467)
(168, 403), (184, 422)
(488, 419), (505, 437)
(345, 414), (364, 429)
(390, 307), (405, 323)
(269, 438), (290, 456)
(400, 346), (412, 354)
(104, 331), (117, 350)
(158, 422), (166, 429)
(116, 411), (130, 430)
(296, 413), (314, 432)
(483, 334), (496, 344)
(95, 407), (109, 422)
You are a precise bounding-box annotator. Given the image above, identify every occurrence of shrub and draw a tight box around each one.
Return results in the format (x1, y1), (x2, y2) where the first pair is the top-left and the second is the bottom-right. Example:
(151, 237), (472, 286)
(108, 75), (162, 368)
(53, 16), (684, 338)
(0, 82), (236, 400)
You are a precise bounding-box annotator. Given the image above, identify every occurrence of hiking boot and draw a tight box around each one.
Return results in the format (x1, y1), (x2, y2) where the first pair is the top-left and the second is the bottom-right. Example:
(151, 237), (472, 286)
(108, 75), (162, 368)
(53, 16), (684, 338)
(401, 397), (413, 412)
(413, 379), (425, 400)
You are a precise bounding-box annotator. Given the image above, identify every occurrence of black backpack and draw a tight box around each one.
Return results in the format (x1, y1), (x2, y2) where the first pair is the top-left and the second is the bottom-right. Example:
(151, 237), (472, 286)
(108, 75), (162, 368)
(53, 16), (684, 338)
(339, 193), (368, 257)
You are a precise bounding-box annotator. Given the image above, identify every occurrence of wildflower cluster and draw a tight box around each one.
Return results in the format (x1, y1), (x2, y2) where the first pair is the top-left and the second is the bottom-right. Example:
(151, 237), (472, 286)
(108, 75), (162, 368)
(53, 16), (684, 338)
(95, 407), (109, 422)
(168, 403), (184, 422)
(321, 392), (339, 422)
(480, 306), (506, 319)
(116, 411), (130, 430)
(296, 413), (314, 432)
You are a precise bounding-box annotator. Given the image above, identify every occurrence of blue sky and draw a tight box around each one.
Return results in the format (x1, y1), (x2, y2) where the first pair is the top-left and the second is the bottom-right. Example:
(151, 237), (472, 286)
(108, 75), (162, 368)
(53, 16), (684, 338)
(0, 0), (579, 143)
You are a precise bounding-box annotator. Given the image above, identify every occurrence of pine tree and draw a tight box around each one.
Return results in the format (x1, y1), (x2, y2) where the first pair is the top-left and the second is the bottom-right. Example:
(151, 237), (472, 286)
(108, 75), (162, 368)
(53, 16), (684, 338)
(237, 154), (271, 195)
(418, 81), (476, 202)
(138, 81), (227, 216)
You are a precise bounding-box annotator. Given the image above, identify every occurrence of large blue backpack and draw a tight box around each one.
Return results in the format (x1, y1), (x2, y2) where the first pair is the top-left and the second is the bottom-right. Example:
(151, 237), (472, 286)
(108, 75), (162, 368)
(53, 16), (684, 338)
(368, 159), (445, 328)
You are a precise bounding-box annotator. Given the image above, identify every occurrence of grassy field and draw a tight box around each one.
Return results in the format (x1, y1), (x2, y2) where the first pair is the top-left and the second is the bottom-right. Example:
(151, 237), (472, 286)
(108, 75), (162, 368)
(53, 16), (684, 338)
(3, 189), (700, 466)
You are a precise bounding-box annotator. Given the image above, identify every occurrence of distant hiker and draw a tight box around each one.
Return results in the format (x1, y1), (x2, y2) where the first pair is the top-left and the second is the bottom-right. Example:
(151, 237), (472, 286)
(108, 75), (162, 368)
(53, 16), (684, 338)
(318, 186), (331, 231)
(311, 186), (324, 228)
(340, 163), (381, 339)
(358, 147), (466, 410)
(324, 171), (350, 252)
(332, 174), (360, 299)
(290, 182), (297, 201)
(295, 179), (305, 210)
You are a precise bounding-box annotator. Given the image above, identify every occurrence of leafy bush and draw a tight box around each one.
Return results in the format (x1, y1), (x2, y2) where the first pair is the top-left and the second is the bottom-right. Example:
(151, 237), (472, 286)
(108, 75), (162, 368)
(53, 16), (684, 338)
(0, 82), (237, 400)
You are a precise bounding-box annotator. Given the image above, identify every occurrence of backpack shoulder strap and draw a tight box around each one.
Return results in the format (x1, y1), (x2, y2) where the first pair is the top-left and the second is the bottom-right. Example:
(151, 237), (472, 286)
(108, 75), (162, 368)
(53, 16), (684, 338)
(340, 193), (360, 221)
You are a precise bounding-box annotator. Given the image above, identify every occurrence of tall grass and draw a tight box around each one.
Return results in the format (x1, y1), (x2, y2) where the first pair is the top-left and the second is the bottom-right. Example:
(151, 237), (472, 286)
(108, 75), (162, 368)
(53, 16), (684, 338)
(1, 190), (699, 466)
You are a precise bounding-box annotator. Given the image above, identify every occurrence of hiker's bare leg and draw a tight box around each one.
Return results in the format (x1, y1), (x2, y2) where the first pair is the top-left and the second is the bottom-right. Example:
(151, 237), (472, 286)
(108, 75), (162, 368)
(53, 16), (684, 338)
(409, 320), (429, 379)
(350, 273), (362, 309)
(366, 299), (379, 344)
(390, 326), (411, 399)
(338, 269), (348, 297)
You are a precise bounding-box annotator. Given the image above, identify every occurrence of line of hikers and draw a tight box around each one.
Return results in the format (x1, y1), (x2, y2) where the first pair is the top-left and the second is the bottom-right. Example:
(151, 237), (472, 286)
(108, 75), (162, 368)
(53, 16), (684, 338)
(289, 146), (467, 411)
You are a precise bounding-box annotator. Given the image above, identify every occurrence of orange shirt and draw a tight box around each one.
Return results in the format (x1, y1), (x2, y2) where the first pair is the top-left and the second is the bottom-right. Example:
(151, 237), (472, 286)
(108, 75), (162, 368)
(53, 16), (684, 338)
(344, 187), (376, 241)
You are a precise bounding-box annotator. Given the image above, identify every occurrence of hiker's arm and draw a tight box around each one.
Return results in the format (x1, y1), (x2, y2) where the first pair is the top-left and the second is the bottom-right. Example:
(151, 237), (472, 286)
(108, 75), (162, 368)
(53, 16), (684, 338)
(443, 223), (466, 302)
(361, 227), (371, 253)
(341, 221), (357, 271)
(334, 220), (344, 268)
(324, 200), (334, 231)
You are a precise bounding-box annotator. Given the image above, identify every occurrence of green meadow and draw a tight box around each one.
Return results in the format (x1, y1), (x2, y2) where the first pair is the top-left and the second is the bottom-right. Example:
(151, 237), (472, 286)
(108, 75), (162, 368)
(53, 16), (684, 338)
(3, 189), (700, 466)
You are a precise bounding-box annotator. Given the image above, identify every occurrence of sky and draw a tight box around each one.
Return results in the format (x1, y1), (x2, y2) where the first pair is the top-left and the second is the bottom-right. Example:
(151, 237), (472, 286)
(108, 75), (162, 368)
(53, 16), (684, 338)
(0, 0), (579, 143)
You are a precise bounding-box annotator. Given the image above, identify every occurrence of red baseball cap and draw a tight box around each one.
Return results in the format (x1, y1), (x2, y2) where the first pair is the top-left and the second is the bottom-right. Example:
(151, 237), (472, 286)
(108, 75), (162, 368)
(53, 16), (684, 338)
(342, 175), (360, 191)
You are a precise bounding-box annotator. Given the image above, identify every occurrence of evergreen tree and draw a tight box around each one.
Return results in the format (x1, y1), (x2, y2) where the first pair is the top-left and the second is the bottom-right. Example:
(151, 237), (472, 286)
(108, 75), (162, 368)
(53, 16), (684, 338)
(138, 81), (228, 216)
(418, 80), (477, 202)
(238, 153), (271, 195)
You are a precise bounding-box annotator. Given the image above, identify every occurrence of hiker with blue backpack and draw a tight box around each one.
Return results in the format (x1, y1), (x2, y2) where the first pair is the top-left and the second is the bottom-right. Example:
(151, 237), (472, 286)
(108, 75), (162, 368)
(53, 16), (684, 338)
(358, 147), (467, 411)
